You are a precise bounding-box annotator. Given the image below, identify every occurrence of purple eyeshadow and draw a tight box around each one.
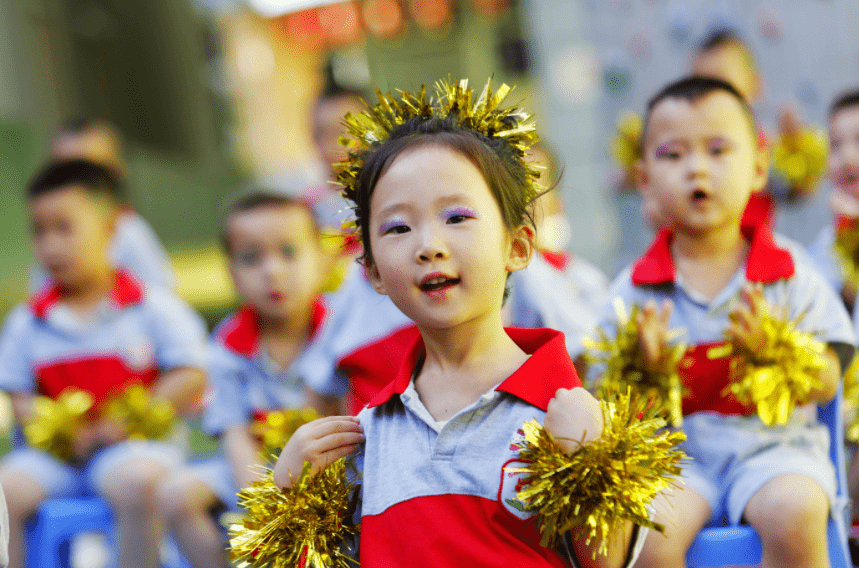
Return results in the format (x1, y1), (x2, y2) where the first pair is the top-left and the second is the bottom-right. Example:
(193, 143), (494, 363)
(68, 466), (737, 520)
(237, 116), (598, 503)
(442, 206), (479, 220)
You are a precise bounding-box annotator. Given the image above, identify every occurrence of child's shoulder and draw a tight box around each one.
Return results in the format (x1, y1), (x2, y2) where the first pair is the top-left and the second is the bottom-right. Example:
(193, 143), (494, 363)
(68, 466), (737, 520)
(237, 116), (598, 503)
(0, 302), (38, 337)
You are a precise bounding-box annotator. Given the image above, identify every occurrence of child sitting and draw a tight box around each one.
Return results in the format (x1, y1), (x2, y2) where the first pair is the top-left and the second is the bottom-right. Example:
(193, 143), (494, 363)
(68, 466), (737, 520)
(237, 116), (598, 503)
(808, 89), (859, 311)
(606, 77), (854, 568)
(157, 190), (329, 568)
(274, 80), (651, 568)
(0, 160), (207, 568)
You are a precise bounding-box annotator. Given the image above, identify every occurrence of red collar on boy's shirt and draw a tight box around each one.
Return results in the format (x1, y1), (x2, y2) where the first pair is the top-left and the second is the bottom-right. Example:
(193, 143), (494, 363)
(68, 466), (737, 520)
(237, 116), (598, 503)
(367, 327), (581, 412)
(539, 249), (572, 271)
(630, 223), (795, 286)
(218, 297), (328, 357)
(31, 270), (144, 320)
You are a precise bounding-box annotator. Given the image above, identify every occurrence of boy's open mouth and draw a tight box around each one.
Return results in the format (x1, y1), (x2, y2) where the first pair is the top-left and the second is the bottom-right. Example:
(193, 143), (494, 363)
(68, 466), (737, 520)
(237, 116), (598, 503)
(691, 189), (709, 203)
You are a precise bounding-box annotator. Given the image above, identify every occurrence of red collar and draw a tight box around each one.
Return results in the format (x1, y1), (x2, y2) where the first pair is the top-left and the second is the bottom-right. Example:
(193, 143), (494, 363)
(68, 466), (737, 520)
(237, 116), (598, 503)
(31, 271), (144, 320)
(631, 224), (794, 286)
(367, 327), (580, 412)
(539, 249), (572, 271)
(218, 298), (328, 357)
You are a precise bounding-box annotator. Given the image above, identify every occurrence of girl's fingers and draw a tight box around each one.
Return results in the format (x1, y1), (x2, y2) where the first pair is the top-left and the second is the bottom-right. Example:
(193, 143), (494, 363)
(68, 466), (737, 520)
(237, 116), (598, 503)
(659, 299), (673, 325)
(308, 431), (365, 458)
(314, 444), (362, 471)
(304, 416), (363, 438)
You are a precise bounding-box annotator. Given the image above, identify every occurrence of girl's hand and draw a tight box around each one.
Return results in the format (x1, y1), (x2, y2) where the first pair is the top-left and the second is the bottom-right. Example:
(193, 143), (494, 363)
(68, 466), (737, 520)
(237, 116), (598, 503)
(637, 299), (674, 369)
(273, 416), (363, 489)
(544, 387), (604, 455)
(728, 282), (773, 354)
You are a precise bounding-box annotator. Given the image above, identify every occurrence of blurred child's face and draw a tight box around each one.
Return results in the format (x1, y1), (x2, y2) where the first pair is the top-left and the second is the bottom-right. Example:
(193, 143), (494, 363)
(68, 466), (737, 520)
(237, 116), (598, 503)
(30, 186), (116, 289)
(692, 44), (759, 103)
(366, 145), (531, 330)
(313, 95), (365, 176)
(828, 106), (859, 198)
(227, 205), (325, 322)
(638, 92), (767, 237)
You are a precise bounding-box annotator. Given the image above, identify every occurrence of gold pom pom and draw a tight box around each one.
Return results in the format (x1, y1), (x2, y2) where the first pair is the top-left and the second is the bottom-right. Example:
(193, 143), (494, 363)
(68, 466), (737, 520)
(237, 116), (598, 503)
(509, 390), (686, 558)
(229, 459), (358, 568)
(834, 218), (859, 291)
(583, 299), (687, 426)
(771, 128), (828, 196)
(24, 388), (94, 462)
(250, 407), (318, 455)
(103, 384), (175, 440)
(611, 110), (643, 181)
(712, 310), (826, 426)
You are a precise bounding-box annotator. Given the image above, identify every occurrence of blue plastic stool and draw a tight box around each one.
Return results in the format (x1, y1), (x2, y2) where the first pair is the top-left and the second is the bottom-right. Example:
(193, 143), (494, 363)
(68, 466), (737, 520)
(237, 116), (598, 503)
(686, 387), (852, 568)
(27, 497), (194, 568)
(27, 498), (113, 568)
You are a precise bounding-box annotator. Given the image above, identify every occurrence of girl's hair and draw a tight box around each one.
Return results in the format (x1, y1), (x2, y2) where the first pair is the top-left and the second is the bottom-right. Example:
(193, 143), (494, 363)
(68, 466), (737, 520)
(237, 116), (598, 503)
(354, 115), (538, 266)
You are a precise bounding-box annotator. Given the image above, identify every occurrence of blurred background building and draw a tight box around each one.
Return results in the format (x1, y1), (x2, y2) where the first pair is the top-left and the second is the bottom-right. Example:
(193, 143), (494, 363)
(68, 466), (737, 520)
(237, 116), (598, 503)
(0, 0), (857, 319)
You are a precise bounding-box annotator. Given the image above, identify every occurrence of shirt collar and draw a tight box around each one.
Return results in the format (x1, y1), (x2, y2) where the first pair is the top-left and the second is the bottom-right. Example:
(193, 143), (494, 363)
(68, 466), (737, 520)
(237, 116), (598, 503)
(31, 270), (144, 320)
(218, 297), (328, 357)
(367, 327), (579, 412)
(630, 223), (795, 286)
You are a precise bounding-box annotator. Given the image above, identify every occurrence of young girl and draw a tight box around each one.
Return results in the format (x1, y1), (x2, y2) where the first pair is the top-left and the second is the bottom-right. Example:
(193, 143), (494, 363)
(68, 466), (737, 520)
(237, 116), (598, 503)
(273, 80), (645, 568)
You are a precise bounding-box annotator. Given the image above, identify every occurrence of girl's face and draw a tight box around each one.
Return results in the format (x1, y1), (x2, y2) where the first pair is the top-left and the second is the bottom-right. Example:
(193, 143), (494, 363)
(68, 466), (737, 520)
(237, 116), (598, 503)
(366, 144), (532, 331)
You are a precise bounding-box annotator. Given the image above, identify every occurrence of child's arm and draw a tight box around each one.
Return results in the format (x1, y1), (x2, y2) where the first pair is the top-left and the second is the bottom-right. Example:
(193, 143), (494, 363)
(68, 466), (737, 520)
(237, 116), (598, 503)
(729, 283), (840, 403)
(273, 416), (363, 488)
(223, 424), (265, 489)
(151, 366), (207, 415)
(544, 388), (635, 568)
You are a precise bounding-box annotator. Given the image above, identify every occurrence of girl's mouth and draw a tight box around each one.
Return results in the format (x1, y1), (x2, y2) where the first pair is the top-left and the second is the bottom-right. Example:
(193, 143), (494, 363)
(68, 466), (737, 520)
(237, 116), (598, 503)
(269, 291), (284, 302)
(691, 189), (710, 204)
(420, 275), (461, 293)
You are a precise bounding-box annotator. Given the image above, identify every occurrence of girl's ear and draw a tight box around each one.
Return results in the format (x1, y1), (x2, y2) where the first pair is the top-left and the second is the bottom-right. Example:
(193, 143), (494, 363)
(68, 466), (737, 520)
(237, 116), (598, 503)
(365, 259), (388, 295)
(507, 224), (535, 273)
(751, 145), (770, 193)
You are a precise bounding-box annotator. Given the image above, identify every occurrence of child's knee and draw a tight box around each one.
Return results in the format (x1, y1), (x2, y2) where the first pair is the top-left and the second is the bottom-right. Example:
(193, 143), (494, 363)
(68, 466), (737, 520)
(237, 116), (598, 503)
(157, 471), (211, 520)
(0, 468), (46, 520)
(747, 474), (829, 547)
(102, 459), (170, 512)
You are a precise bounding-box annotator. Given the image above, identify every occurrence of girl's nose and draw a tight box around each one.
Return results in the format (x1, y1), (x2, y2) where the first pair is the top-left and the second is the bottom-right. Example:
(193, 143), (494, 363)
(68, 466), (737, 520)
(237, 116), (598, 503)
(415, 224), (450, 263)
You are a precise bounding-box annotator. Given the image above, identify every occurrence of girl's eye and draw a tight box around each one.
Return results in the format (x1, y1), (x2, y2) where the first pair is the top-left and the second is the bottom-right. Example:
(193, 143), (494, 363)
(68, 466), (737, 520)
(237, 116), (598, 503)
(447, 215), (468, 224)
(443, 207), (478, 224)
(379, 222), (410, 235)
(281, 245), (296, 259)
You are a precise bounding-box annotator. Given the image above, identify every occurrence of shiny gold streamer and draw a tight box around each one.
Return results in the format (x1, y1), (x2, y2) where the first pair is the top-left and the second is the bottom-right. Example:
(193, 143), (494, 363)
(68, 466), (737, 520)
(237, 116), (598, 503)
(771, 128), (828, 196)
(843, 355), (859, 443)
(611, 110), (643, 181)
(509, 390), (686, 558)
(335, 77), (541, 238)
(103, 384), (175, 440)
(834, 220), (859, 291)
(251, 407), (318, 455)
(229, 459), (358, 568)
(583, 299), (686, 426)
(711, 310), (826, 426)
(23, 388), (94, 462)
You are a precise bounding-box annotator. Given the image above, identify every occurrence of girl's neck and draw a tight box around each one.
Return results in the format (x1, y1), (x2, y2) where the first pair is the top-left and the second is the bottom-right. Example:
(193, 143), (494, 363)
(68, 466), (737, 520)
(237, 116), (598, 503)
(413, 311), (528, 421)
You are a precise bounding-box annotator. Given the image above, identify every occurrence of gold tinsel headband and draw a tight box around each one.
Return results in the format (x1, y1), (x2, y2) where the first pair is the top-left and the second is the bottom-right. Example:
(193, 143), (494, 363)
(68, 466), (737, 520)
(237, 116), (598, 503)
(335, 77), (541, 235)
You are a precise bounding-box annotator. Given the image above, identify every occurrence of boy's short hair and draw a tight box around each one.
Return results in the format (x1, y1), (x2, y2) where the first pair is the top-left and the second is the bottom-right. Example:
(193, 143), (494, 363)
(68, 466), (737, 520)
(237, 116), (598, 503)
(27, 159), (123, 204)
(219, 188), (320, 254)
(642, 76), (756, 146)
(829, 89), (859, 119)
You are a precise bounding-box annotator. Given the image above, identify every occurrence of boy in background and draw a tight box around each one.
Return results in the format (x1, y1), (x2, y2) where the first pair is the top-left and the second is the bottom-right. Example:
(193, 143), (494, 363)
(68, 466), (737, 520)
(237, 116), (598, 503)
(605, 77), (853, 567)
(31, 119), (176, 291)
(0, 160), (207, 568)
(158, 190), (329, 568)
